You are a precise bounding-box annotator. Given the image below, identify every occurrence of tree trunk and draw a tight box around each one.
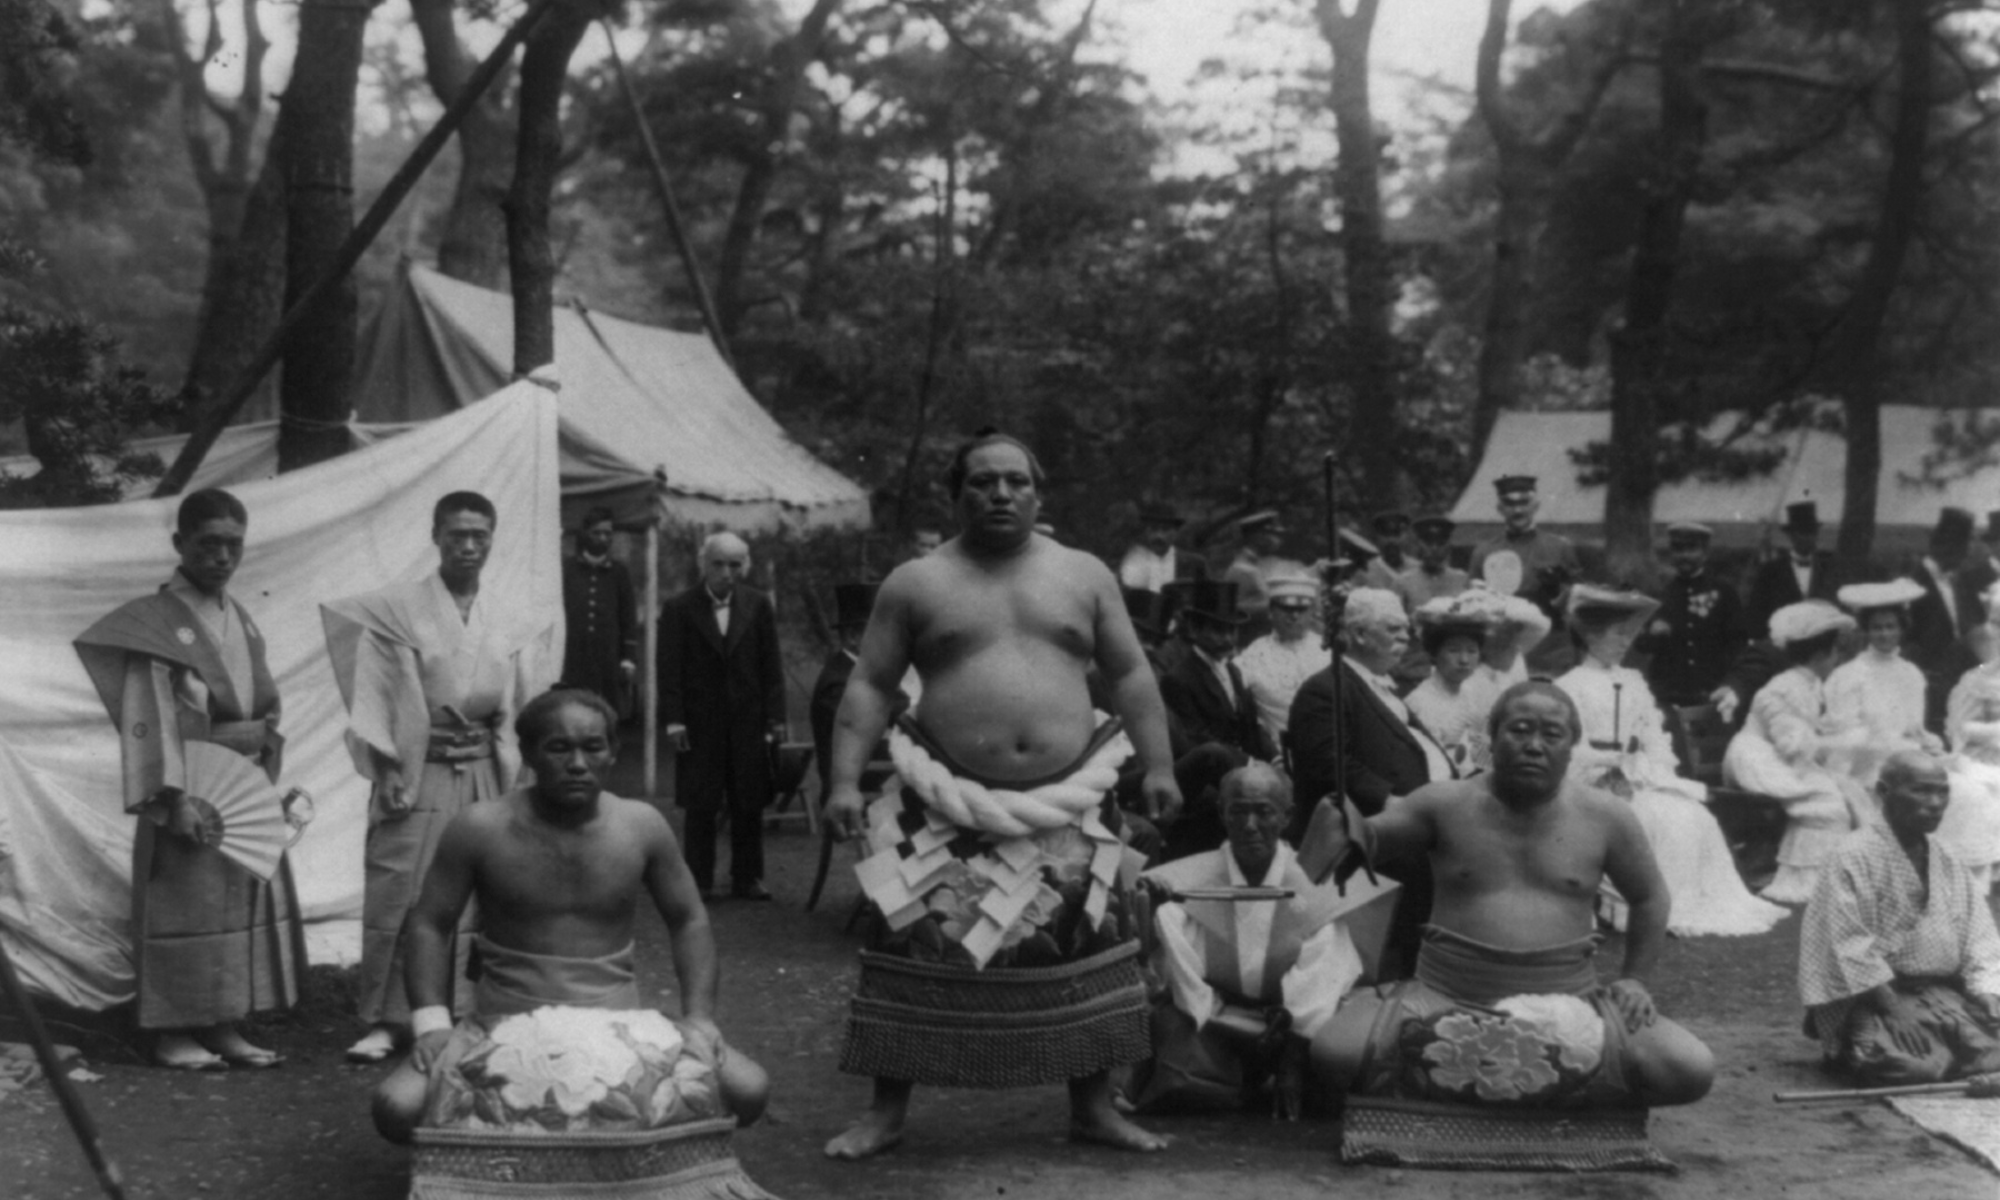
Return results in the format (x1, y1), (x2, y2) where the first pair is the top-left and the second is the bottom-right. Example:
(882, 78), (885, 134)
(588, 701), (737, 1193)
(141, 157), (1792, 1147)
(1469, 0), (1627, 465)
(1602, 0), (1707, 584)
(1830, 0), (1932, 574)
(1318, 0), (1399, 507)
(168, 0), (284, 430)
(713, 0), (844, 342)
(411, 0), (516, 289)
(274, 0), (379, 471)
(182, 133), (288, 429)
(506, 0), (594, 376)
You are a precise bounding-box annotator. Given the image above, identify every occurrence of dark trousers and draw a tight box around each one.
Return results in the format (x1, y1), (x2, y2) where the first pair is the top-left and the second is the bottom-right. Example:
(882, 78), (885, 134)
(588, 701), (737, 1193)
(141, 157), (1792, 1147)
(681, 761), (766, 892)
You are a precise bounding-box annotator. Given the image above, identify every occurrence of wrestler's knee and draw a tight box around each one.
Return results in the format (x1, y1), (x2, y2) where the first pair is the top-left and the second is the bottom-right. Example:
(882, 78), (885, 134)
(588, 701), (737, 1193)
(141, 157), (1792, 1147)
(1630, 1017), (1715, 1106)
(1307, 992), (1385, 1094)
(371, 1060), (429, 1145)
(718, 1043), (770, 1127)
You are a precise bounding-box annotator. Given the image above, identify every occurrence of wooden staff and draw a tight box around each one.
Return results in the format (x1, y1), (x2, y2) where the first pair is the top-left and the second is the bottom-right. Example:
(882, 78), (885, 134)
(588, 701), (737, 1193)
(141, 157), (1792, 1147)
(0, 934), (128, 1198)
(1774, 1077), (1995, 1103)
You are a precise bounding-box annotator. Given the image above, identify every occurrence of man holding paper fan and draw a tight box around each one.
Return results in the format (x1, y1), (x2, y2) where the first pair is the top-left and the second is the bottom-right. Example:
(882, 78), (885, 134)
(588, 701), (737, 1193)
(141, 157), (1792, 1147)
(73, 488), (308, 1071)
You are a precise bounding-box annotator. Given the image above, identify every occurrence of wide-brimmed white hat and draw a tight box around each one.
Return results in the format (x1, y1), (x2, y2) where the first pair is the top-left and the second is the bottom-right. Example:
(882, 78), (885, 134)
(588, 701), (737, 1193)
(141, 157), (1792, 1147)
(1565, 583), (1660, 633)
(1835, 578), (1925, 613)
(1769, 599), (1855, 647)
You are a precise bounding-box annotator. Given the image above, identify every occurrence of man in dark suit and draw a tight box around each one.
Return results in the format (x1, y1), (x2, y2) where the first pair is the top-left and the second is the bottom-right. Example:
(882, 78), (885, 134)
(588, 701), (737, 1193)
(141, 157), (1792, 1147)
(659, 531), (785, 900)
(1746, 501), (1841, 637)
(1909, 506), (1982, 732)
(1158, 580), (1272, 762)
(1286, 586), (1458, 978)
(559, 506), (638, 716)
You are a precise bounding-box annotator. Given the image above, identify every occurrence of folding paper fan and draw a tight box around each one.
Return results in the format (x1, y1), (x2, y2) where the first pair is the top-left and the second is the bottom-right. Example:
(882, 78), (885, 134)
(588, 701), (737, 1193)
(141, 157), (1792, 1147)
(180, 742), (290, 882)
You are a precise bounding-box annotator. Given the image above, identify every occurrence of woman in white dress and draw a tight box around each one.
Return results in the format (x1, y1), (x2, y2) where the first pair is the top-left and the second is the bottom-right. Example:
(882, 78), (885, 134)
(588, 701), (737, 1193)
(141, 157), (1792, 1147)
(1824, 579), (1941, 786)
(1943, 593), (2000, 888)
(1555, 585), (1787, 937)
(1722, 600), (1876, 904)
(1405, 603), (1499, 774)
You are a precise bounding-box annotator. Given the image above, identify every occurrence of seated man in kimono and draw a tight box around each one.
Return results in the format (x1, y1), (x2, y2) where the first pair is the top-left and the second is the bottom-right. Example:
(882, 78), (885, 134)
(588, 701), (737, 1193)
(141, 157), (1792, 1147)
(371, 690), (767, 1143)
(1799, 750), (2000, 1085)
(1130, 763), (1396, 1116)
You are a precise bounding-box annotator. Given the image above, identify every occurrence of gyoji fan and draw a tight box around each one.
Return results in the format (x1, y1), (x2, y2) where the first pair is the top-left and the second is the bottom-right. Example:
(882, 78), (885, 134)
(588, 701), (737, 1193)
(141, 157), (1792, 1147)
(178, 742), (291, 882)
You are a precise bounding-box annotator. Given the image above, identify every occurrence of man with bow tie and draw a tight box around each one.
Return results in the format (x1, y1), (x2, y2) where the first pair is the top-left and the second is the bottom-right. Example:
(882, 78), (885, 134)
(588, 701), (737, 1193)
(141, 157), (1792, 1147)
(659, 531), (786, 900)
(1747, 502), (1843, 637)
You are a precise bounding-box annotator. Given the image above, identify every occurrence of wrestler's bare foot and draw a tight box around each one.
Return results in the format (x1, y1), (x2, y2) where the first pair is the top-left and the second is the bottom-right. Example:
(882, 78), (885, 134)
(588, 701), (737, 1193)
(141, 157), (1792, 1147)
(1069, 1073), (1168, 1152)
(824, 1109), (904, 1160)
(824, 1078), (911, 1160)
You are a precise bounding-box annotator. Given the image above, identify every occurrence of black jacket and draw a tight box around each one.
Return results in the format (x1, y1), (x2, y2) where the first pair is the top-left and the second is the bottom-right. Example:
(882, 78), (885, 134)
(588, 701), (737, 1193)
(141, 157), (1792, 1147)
(658, 585), (784, 812)
(1160, 650), (1272, 761)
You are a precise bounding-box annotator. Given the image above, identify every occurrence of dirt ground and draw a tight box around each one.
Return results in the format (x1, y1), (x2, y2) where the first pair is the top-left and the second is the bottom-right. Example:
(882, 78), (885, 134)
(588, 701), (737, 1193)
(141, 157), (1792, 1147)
(4, 761), (1997, 1200)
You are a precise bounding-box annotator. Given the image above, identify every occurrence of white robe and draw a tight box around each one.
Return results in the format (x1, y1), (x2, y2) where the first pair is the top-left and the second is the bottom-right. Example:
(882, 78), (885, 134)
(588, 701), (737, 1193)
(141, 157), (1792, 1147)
(1556, 661), (1786, 937)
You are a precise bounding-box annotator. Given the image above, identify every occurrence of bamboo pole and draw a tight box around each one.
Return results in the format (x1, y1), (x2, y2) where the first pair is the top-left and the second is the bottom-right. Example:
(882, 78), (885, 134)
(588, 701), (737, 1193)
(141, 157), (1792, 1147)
(153, 0), (562, 497)
(1773, 1078), (1994, 1103)
(643, 481), (663, 799)
(0, 935), (128, 1199)
(597, 17), (735, 373)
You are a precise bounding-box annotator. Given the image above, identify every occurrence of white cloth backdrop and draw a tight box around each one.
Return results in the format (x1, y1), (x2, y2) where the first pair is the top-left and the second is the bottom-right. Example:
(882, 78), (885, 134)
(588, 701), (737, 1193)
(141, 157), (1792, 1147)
(0, 384), (562, 1008)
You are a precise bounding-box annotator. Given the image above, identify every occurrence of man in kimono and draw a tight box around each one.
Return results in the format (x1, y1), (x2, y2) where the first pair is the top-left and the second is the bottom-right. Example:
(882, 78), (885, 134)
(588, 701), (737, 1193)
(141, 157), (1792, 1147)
(1799, 750), (2000, 1084)
(323, 491), (558, 1063)
(74, 488), (306, 1070)
(1130, 763), (1394, 1116)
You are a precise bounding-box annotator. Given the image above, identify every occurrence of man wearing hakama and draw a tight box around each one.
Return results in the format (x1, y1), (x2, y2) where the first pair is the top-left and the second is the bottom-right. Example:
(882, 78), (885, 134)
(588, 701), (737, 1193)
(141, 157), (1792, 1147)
(73, 489), (306, 1071)
(323, 492), (557, 1063)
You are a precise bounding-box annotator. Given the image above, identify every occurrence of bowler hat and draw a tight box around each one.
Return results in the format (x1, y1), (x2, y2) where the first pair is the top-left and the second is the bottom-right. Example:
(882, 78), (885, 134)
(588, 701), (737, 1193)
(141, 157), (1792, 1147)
(1138, 501), (1184, 528)
(1122, 587), (1173, 638)
(832, 582), (879, 630)
(1782, 501), (1820, 533)
(1176, 579), (1248, 625)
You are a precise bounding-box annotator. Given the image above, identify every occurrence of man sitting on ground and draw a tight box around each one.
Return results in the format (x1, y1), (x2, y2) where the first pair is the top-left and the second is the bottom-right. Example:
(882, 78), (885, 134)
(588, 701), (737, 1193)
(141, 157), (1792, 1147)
(1130, 763), (1395, 1116)
(1798, 750), (2000, 1085)
(372, 690), (767, 1143)
(1306, 681), (1715, 1108)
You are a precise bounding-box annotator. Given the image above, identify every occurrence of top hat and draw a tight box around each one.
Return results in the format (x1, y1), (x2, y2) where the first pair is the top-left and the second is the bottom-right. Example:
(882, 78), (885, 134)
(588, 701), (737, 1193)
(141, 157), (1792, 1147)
(1934, 506), (1975, 550)
(1782, 501), (1820, 533)
(1370, 510), (1411, 536)
(1138, 501), (1184, 528)
(1175, 579), (1248, 625)
(1493, 475), (1538, 496)
(1665, 521), (1713, 547)
(832, 582), (879, 630)
(1122, 587), (1173, 638)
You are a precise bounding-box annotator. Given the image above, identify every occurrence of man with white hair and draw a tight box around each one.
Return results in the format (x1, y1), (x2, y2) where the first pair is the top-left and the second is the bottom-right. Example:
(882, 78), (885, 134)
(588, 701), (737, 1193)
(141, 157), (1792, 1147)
(1287, 586), (1458, 977)
(659, 531), (785, 900)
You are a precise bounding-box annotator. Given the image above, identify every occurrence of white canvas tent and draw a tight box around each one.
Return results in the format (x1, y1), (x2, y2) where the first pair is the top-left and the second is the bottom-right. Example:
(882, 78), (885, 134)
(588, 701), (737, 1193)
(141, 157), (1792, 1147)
(350, 261), (870, 535)
(0, 385), (561, 1006)
(1449, 407), (2000, 556)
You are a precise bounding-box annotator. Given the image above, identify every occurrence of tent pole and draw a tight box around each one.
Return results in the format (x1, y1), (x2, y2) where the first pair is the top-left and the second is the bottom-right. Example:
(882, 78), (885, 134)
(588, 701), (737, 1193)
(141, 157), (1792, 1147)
(643, 511), (661, 799)
(152, 0), (562, 498)
(597, 17), (737, 374)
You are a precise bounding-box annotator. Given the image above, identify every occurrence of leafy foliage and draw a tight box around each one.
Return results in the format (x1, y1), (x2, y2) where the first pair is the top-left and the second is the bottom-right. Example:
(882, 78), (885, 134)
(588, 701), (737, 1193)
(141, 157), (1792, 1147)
(0, 300), (178, 507)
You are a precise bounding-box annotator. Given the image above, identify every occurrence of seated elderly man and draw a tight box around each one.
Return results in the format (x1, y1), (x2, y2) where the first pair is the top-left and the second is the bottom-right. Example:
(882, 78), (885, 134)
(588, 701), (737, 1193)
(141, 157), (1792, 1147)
(372, 690), (767, 1143)
(1305, 681), (1715, 1109)
(1799, 750), (2000, 1085)
(1288, 586), (1458, 978)
(1129, 763), (1397, 1116)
